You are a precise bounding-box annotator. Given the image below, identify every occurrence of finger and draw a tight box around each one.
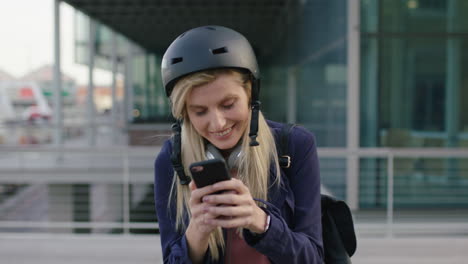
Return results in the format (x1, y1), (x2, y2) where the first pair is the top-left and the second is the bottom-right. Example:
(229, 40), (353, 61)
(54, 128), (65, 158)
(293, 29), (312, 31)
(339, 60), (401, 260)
(189, 202), (207, 218)
(189, 181), (196, 191)
(193, 199), (227, 216)
(203, 211), (222, 223)
(189, 189), (204, 206)
(191, 208), (222, 227)
(189, 211), (219, 234)
(208, 216), (251, 229)
(190, 184), (220, 204)
(207, 204), (252, 217)
(202, 192), (250, 206)
(194, 181), (234, 198)
(211, 178), (248, 194)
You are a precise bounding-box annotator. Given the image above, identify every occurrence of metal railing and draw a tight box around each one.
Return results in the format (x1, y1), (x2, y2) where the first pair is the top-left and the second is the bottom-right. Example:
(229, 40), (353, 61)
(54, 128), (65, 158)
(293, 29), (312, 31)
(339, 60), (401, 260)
(319, 148), (468, 236)
(0, 146), (159, 234)
(1, 146), (468, 236)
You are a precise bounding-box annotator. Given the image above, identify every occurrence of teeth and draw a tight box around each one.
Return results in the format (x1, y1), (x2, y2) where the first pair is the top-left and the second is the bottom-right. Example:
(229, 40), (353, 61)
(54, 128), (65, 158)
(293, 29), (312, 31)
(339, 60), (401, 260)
(214, 127), (232, 136)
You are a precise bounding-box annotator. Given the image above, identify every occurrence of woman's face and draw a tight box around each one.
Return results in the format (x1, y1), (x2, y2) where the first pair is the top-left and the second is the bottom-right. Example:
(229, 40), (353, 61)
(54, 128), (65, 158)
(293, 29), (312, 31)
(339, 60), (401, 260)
(186, 73), (250, 150)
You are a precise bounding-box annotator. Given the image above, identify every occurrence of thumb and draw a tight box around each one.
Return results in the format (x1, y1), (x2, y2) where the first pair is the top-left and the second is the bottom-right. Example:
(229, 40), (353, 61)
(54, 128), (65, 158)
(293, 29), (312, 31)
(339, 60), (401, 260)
(189, 180), (197, 191)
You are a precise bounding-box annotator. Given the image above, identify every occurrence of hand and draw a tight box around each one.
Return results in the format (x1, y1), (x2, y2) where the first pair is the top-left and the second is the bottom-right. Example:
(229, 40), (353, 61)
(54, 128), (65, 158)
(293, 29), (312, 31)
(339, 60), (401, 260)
(186, 181), (220, 237)
(185, 181), (223, 263)
(200, 178), (268, 234)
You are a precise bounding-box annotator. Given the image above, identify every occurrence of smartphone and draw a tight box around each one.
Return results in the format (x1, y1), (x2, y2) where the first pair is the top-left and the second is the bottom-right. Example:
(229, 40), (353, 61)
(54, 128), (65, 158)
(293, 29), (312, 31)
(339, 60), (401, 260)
(189, 159), (231, 188)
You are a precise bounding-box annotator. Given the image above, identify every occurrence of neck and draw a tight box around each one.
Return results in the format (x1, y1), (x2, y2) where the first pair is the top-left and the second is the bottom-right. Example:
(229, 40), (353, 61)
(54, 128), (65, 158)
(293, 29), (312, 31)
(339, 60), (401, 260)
(220, 140), (242, 158)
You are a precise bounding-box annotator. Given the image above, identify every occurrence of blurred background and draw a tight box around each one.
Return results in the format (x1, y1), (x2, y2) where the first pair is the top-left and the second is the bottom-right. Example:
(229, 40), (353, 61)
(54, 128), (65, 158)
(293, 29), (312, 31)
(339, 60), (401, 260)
(0, 0), (467, 263)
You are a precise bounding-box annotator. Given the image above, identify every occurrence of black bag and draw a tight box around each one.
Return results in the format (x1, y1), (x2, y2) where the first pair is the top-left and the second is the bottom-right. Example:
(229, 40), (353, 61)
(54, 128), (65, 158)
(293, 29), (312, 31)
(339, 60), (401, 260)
(321, 194), (356, 263)
(277, 124), (357, 264)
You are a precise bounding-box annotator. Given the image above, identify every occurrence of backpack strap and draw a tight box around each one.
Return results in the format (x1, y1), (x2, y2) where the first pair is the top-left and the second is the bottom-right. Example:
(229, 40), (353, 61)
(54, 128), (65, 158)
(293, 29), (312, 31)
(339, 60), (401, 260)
(278, 123), (296, 168)
(276, 123), (358, 262)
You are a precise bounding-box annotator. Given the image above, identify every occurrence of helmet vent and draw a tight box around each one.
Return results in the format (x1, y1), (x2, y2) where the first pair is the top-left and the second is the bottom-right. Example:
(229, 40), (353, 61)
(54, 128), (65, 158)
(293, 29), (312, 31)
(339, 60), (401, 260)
(171, 57), (183, 64)
(211, 47), (228, 55)
(205, 26), (217, 31)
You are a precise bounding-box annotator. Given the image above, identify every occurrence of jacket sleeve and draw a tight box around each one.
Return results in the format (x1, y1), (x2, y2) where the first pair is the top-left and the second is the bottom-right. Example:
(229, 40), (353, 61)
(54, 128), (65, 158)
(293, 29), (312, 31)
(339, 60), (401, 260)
(154, 140), (194, 264)
(243, 126), (324, 263)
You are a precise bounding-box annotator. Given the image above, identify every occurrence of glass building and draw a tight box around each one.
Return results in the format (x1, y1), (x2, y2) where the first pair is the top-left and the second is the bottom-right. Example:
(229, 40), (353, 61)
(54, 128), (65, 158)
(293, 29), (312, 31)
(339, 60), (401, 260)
(64, 0), (468, 209)
(360, 0), (468, 208)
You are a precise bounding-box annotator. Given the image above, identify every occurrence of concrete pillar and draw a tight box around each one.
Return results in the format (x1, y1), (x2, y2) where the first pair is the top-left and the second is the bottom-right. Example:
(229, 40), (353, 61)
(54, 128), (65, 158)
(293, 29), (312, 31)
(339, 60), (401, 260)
(111, 31), (119, 144)
(445, 0), (461, 180)
(53, 0), (63, 147)
(123, 43), (134, 142)
(87, 19), (96, 146)
(360, 0), (379, 206)
(346, 0), (361, 210)
(445, 0), (461, 148)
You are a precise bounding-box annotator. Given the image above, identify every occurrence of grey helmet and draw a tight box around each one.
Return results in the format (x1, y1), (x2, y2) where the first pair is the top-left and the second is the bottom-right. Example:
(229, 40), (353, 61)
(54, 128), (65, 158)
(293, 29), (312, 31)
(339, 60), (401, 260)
(161, 25), (260, 98)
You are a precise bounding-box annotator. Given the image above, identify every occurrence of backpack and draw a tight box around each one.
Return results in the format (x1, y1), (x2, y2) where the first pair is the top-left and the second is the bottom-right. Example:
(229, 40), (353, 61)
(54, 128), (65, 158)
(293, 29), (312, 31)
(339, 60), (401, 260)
(276, 124), (357, 264)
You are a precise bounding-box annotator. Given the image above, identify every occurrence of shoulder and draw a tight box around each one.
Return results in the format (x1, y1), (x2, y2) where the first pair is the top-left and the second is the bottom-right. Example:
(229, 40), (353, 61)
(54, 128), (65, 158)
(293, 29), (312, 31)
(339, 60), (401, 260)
(154, 139), (174, 180)
(156, 139), (173, 164)
(291, 125), (317, 149)
(154, 139), (175, 204)
(266, 120), (317, 149)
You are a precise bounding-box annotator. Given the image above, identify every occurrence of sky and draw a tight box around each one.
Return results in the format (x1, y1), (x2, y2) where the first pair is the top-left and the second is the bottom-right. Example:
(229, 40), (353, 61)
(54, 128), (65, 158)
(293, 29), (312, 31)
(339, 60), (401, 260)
(0, 0), (111, 85)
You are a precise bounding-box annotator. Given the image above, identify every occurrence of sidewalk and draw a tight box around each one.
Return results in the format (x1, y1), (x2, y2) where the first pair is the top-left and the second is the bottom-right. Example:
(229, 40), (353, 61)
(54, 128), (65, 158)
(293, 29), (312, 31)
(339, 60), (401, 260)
(1, 233), (468, 264)
(352, 236), (468, 264)
(0, 234), (162, 264)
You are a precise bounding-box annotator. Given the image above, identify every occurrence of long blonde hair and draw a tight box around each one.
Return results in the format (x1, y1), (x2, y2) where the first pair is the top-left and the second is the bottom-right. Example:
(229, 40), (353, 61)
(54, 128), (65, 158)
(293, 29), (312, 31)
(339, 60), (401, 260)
(169, 69), (280, 260)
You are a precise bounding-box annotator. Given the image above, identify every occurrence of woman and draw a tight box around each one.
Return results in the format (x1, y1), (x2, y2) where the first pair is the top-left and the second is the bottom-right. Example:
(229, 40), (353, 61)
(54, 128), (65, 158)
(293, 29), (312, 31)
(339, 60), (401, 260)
(154, 25), (323, 263)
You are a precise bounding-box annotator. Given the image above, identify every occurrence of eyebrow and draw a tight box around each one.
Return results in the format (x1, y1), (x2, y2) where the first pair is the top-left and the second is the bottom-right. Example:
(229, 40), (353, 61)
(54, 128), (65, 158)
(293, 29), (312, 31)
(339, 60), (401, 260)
(188, 95), (238, 109)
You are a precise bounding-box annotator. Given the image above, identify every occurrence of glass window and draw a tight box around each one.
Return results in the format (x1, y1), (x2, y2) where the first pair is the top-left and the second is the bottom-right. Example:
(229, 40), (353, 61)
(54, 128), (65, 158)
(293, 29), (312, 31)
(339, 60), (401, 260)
(360, 0), (468, 208)
(132, 0), (348, 150)
(361, 0), (468, 148)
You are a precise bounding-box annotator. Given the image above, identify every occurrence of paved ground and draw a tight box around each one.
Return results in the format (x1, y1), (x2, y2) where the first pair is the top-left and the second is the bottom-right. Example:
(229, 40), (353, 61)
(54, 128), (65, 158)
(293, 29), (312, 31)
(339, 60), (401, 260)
(1, 233), (468, 264)
(352, 236), (468, 264)
(0, 234), (162, 264)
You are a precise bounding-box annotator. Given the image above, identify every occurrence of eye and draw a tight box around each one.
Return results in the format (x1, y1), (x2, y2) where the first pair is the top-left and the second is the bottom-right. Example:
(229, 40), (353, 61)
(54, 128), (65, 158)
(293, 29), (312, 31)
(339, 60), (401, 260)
(222, 103), (234, 109)
(194, 110), (207, 116)
(222, 98), (236, 110)
(189, 106), (207, 116)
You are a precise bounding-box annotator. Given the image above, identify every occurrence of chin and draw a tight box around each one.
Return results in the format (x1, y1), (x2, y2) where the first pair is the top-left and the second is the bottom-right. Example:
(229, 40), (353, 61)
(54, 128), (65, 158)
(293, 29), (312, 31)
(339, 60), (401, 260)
(210, 134), (242, 150)
(211, 140), (238, 150)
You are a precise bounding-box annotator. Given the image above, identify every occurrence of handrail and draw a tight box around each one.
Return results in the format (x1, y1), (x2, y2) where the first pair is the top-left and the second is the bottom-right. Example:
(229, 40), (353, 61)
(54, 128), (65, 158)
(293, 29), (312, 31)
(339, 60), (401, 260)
(0, 145), (160, 154)
(2, 146), (468, 156)
(1, 146), (468, 236)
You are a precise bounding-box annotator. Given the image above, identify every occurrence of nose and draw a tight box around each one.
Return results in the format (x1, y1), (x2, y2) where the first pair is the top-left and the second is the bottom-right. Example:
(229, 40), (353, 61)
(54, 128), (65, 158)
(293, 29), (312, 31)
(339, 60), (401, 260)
(209, 110), (226, 131)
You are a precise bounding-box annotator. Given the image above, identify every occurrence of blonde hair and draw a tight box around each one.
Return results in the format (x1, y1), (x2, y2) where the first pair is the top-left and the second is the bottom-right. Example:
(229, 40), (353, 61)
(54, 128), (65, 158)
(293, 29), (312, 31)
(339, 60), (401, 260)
(169, 69), (280, 260)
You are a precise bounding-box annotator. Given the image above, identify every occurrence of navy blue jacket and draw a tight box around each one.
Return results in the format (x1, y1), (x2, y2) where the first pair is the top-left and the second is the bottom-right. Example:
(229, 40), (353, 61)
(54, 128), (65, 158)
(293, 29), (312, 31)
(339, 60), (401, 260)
(154, 120), (324, 263)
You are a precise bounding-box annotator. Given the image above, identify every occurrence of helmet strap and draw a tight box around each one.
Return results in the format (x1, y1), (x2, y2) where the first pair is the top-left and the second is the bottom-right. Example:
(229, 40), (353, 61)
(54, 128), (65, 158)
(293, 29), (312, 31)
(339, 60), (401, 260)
(249, 78), (261, 147)
(170, 120), (191, 185)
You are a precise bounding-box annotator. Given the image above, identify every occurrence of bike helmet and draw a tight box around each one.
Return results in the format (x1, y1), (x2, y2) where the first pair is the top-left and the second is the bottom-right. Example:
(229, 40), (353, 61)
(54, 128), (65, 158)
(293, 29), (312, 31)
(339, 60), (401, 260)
(162, 25), (259, 98)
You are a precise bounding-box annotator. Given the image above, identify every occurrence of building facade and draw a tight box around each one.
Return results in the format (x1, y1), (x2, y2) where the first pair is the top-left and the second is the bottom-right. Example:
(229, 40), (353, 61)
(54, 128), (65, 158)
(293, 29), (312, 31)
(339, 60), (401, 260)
(65, 0), (468, 209)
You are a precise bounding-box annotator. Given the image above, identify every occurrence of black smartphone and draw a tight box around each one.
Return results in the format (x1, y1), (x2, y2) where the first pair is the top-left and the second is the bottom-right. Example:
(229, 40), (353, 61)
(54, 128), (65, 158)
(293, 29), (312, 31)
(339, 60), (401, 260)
(189, 159), (231, 188)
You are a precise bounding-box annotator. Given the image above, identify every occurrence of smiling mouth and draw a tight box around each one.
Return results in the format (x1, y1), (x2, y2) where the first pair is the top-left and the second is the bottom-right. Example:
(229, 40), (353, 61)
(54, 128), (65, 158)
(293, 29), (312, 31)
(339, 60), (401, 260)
(212, 127), (233, 137)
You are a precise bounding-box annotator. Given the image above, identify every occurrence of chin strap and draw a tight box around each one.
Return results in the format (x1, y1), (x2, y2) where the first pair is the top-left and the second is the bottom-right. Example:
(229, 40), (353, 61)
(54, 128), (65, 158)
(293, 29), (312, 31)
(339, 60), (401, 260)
(249, 100), (260, 146)
(249, 78), (261, 147)
(171, 120), (191, 185)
